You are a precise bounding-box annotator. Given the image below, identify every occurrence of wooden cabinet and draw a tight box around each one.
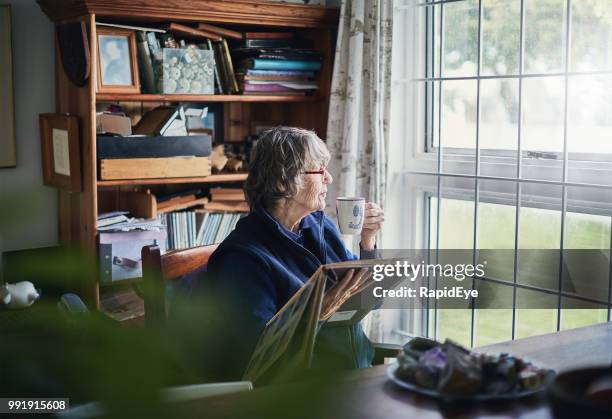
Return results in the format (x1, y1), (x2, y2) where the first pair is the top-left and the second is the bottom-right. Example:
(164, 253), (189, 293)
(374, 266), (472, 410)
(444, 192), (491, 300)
(37, 0), (339, 308)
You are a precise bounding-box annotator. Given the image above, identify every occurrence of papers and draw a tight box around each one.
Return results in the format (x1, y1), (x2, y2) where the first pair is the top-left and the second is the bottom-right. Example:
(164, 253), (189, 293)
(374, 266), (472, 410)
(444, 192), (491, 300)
(52, 128), (70, 176)
(97, 212), (165, 232)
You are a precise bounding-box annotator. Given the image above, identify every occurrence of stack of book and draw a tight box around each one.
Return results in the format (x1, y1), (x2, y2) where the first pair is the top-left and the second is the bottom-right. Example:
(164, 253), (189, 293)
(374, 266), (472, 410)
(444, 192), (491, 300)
(205, 187), (249, 212)
(160, 210), (243, 250)
(234, 32), (322, 96)
(97, 211), (165, 232)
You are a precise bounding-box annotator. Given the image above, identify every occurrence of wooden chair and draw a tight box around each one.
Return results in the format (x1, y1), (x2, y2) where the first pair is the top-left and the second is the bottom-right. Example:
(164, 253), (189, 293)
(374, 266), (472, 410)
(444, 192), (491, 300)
(141, 244), (218, 328)
(141, 243), (401, 365)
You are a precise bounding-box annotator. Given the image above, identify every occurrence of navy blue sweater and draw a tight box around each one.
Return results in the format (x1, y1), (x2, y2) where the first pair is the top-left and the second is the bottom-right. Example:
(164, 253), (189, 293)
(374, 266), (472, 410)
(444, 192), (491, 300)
(202, 205), (374, 380)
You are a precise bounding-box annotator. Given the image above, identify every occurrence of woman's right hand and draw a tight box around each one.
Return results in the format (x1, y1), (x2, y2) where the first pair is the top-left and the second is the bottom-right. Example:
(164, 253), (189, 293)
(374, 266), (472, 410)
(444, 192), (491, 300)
(320, 268), (372, 321)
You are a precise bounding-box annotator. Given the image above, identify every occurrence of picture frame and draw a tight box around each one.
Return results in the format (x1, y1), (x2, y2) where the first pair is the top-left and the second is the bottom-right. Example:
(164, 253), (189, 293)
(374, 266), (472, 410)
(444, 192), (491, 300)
(39, 114), (82, 192)
(96, 27), (140, 94)
(0, 5), (16, 168)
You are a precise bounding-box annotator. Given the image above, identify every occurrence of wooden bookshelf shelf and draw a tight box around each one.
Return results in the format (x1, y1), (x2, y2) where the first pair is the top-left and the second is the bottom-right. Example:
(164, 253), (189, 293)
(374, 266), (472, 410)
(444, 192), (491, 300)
(96, 93), (321, 103)
(97, 173), (248, 186)
(39, 0), (338, 309)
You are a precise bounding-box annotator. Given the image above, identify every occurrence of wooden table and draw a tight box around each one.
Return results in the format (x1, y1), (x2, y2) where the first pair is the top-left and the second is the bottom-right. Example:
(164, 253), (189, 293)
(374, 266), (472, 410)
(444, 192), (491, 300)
(171, 322), (612, 419)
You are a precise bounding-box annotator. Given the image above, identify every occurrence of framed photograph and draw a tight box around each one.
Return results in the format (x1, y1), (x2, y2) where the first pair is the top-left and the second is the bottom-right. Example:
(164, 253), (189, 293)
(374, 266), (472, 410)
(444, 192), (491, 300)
(96, 27), (140, 94)
(0, 5), (16, 168)
(39, 114), (82, 191)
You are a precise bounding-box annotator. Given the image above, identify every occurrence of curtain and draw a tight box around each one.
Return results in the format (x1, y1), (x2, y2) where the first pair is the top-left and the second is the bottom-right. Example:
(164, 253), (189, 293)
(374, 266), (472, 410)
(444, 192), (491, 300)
(326, 0), (394, 342)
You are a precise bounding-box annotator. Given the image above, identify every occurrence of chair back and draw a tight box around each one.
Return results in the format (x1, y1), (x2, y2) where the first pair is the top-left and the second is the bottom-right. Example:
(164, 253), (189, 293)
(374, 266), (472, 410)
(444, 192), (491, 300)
(141, 244), (218, 327)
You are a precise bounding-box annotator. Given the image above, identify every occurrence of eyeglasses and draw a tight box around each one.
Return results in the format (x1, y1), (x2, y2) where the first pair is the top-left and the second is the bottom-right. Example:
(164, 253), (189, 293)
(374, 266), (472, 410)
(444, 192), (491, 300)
(302, 169), (326, 175)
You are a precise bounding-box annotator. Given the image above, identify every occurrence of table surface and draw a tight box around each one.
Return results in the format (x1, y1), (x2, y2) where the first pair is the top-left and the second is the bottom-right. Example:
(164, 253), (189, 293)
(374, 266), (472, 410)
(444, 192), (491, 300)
(171, 322), (612, 419)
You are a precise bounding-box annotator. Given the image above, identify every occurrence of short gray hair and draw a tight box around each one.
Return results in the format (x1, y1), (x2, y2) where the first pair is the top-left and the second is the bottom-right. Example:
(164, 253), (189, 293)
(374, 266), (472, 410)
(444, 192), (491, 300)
(245, 126), (330, 211)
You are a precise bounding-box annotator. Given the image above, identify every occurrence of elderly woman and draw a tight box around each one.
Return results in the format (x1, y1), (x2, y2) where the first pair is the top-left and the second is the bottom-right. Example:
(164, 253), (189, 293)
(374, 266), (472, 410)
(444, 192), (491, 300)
(204, 126), (384, 380)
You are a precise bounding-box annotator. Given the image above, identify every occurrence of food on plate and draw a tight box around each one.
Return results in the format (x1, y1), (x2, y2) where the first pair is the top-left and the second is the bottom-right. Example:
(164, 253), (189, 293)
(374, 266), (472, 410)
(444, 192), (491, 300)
(395, 338), (553, 397)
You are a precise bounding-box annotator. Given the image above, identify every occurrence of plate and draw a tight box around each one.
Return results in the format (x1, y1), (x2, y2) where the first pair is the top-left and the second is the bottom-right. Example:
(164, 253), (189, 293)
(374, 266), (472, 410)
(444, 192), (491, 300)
(386, 362), (555, 401)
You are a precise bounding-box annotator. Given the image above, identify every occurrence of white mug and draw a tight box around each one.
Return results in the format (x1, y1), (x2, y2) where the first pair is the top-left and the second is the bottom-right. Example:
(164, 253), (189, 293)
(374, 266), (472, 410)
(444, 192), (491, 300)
(336, 197), (366, 235)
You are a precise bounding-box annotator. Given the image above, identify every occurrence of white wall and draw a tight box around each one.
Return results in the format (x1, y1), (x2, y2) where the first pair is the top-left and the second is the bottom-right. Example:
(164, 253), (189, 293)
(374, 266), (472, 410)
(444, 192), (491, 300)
(0, 0), (57, 258)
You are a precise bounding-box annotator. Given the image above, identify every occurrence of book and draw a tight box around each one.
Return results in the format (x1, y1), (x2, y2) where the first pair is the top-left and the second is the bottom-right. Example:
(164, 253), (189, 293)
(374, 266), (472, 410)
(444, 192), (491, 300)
(163, 119), (188, 137)
(241, 83), (316, 94)
(244, 80), (319, 90)
(206, 40), (224, 94)
(242, 259), (398, 384)
(158, 194), (197, 210)
(221, 39), (240, 93)
(96, 112), (132, 136)
(97, 214), (131, 228)
(146, 32), (162, 63)
(247, 69), (316, 77)
(241, 91), (308, 96)
(244, 59), (322, 71)
(212, 41), (230, 93)
(96, 22), (166, 33)
(245, 39), (293, 48)
(196, 212), (210, 245)
(157, 197), (208, 214)
(98, 211), (130, 220)
(239, 74), (312, 82)
(197, 23), (242, 40)
(97, 135), (212, 159)
(206, 213), (224, 244)
(165, 22), (222, 41)
(204, 201), (249, 212)
(245, 32), (294, 40)
(232, 48), (323, 62)
(213, 214), (231, 243)
(133, 106), (179, 136)
(136, 31), (156, 93)
(210, 187), (245, 202)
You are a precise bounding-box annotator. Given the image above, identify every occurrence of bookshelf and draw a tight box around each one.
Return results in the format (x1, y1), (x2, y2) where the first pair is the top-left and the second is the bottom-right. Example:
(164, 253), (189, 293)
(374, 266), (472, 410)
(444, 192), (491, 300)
(97, 173), (248, 187)
(37, 0), (339, 309)
(96, 94), (320, 102)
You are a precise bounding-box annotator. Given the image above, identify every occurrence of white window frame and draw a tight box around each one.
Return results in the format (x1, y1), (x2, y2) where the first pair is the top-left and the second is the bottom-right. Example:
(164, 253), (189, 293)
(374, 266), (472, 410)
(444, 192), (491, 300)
(387, 0), (612, 346)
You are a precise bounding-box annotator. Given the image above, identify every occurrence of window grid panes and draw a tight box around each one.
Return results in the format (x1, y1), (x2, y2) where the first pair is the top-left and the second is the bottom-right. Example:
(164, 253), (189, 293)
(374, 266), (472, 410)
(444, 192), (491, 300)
(397, 0), (612, 347)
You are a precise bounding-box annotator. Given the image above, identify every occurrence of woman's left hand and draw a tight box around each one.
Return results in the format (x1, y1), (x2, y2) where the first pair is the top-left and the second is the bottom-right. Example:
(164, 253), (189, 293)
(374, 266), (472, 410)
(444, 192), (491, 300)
(361, 202), (384, 251)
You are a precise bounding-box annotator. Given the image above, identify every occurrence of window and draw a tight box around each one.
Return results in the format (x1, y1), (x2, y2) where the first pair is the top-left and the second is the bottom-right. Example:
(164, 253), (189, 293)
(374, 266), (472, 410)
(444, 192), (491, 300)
(383, 0), (612, 347)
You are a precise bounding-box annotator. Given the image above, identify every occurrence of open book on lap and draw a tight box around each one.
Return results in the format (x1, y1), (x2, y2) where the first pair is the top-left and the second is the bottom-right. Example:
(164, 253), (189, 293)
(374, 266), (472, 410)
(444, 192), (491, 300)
(242, 259), (404, 385)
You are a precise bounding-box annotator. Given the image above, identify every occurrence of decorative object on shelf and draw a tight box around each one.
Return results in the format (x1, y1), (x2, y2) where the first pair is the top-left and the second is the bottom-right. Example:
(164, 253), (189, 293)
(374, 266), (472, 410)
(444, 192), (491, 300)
(56, 21), (91, 87)
(210, 144), (228, 172)
(39, 113), (82, 191)
(1, 281), (40, 309)
(0, 5), (16, 168)
(155, 47), (215, 94)
(185, 102), (224, 142)
(96, 26), (140, 94)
